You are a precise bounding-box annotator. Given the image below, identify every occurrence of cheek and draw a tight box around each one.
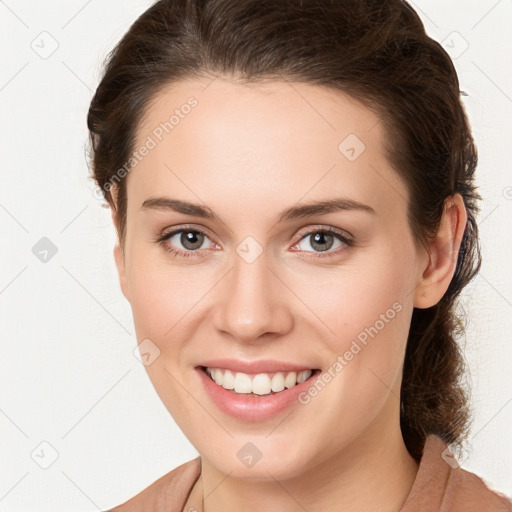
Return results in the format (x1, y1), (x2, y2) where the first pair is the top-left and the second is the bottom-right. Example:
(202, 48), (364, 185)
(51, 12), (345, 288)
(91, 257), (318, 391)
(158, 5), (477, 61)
(293, 248), (413, 344)
(126, 253), (214, 341)
(292, 246), (415, 394)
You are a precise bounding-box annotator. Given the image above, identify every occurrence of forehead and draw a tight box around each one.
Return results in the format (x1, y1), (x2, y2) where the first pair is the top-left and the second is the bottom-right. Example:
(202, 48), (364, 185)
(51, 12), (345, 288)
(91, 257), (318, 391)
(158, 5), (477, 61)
(128, 78), (407, 224)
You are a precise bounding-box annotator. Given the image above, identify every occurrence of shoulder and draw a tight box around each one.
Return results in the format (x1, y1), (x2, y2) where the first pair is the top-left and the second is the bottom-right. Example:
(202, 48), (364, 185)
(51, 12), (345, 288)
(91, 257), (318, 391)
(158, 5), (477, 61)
(451, 464), (512, 511)
(402, 435), (512, 512)
(104, 456), (201, 512)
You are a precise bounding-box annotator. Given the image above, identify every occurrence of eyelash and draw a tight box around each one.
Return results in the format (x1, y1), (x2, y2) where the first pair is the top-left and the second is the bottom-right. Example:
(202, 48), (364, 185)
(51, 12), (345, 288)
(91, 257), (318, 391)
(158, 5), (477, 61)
(154, 224), (354, 260)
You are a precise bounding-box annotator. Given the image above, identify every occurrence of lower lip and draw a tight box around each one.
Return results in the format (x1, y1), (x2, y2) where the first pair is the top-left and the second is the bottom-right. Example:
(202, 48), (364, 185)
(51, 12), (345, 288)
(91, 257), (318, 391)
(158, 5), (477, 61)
(195, 367), (321, 421)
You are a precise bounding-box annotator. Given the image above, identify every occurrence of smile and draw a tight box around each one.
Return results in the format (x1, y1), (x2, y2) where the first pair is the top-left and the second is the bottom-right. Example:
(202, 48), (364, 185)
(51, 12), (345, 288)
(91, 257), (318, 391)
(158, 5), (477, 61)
(203, 366), (317, 395)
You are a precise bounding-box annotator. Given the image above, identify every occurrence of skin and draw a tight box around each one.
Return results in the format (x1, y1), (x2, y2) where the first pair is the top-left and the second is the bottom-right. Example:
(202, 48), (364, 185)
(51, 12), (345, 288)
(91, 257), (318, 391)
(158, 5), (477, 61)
(110, 77), (467, 512)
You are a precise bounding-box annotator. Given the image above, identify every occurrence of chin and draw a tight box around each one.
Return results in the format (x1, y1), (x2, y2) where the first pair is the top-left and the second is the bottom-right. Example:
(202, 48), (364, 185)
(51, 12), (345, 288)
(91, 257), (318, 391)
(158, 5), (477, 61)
(200, 437), (319, 482)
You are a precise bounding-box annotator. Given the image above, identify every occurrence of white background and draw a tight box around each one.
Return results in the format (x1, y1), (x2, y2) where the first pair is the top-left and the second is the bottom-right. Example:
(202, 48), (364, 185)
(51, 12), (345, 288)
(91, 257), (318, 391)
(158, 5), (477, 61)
(1, 1), (511, 510)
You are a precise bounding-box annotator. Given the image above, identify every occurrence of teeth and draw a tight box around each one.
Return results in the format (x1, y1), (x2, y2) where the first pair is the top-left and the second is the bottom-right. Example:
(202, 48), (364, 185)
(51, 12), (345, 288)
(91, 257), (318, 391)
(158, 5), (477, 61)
(234, 372), (252, 393)
(284, 371), (297, 389)
(205, 367), (313, 395)
(222, 370), (235, 390)
(297, 370), (309, 383)
(271, 372), (285, 392)
(213, 368), (223, 386)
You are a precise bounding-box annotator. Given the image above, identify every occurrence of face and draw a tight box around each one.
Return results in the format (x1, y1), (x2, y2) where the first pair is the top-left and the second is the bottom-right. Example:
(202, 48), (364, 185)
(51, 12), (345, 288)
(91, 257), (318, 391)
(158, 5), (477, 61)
(114, 78), (429, 480)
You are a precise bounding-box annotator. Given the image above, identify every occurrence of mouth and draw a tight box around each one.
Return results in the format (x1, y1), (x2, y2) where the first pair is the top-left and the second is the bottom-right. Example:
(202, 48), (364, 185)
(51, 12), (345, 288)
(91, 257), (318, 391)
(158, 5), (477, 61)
(199, 366), (321, 396)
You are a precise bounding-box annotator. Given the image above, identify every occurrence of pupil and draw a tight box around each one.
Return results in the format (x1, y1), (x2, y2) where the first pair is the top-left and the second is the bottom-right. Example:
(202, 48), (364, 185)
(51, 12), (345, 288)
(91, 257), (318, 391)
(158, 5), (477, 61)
(182, 231), (203, 250)
(312, 232), (333, 251)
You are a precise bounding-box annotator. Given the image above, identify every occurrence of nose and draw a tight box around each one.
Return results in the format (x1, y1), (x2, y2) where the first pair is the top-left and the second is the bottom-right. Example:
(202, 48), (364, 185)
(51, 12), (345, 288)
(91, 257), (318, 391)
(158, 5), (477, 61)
(212, 249), (294, 345)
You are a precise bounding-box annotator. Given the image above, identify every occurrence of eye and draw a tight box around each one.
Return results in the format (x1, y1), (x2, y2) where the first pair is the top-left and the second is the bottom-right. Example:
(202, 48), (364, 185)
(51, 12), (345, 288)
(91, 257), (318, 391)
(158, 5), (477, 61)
(291, 227), (354, 257)
(155, 225), (354, 259)
(155, 226), (217, 258)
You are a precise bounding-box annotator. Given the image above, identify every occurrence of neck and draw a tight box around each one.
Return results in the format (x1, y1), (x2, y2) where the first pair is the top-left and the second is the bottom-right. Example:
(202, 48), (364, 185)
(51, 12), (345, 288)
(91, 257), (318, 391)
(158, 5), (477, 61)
(186, 406), (419, 512)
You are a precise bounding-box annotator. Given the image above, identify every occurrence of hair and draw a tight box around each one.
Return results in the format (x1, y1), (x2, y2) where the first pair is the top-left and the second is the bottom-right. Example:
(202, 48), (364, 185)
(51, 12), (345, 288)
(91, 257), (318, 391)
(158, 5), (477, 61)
(87, 0), (481, 461)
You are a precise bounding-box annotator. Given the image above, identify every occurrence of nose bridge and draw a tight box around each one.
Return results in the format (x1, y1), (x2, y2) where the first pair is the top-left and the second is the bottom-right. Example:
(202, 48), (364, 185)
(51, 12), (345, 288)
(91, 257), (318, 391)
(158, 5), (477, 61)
(213, 245), (292, 343)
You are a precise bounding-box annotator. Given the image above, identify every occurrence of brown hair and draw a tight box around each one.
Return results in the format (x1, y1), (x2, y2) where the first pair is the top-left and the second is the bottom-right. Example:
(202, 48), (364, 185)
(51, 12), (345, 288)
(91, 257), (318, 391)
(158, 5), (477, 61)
(87, 0), (481, 460)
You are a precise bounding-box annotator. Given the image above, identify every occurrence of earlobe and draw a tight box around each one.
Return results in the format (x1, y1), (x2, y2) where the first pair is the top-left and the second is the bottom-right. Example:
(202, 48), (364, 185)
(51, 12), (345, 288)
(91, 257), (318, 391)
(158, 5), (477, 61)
(413, 194), (467, 309)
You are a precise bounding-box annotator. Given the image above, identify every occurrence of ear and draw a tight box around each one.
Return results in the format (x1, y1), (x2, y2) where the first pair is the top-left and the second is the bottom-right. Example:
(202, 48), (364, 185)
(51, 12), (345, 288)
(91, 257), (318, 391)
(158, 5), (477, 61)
(413, 194), (467, 309)
(110, 186), (130, 302)
(113, 239), (129, 302)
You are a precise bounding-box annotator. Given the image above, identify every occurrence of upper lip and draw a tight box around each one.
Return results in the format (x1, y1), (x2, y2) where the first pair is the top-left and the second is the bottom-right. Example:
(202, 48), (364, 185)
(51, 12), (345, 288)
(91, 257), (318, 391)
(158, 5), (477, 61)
(197, 358), (318, 374)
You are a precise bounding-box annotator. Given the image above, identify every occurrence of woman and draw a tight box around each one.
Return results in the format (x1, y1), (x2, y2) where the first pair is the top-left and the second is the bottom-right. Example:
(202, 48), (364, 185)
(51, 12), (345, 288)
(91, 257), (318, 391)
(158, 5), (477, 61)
(87, 0), (512, 510)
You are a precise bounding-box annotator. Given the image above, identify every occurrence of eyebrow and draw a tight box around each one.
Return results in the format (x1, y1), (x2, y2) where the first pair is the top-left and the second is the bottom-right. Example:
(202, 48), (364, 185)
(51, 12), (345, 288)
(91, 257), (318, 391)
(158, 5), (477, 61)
(139, 196), (376, 222)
